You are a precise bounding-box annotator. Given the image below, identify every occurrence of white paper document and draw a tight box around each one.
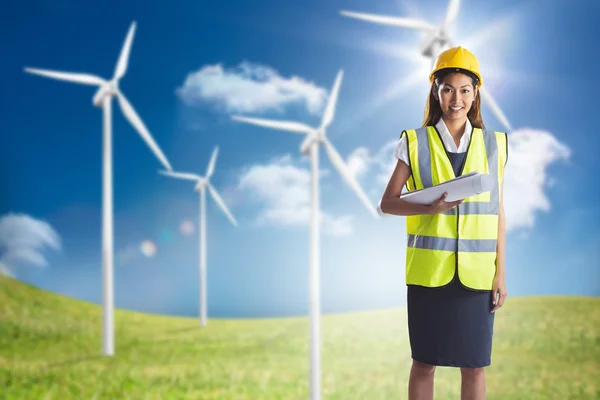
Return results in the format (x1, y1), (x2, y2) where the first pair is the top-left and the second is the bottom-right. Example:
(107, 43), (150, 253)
(378, 171), (492, 216)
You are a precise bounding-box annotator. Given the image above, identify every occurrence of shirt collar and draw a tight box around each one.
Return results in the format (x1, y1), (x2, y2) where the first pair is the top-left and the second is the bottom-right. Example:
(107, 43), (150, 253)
(435, 117), (472, 148)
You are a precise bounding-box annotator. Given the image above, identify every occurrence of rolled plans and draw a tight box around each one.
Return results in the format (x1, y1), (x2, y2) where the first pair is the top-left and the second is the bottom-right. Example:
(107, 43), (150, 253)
(400, 172), (492, 205)
(377, 171), (493, 216)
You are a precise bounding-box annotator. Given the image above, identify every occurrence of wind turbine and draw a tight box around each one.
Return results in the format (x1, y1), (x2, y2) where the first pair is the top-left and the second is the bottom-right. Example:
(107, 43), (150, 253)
(24, 21), (173, 357)
(231, 70), (379, 400)
(340, 0), (513, 132)
(158, 146), (237, 327)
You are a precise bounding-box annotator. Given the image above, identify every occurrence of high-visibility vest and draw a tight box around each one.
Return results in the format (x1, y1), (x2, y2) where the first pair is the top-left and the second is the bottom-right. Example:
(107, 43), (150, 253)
(402, 125), (508, 291)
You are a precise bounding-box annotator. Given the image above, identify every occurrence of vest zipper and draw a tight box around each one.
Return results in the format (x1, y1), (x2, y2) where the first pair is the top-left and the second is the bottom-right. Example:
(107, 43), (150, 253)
(456, 201), (460, 283)
(455, 128), (479, 290)
(432, 125), (475, 285)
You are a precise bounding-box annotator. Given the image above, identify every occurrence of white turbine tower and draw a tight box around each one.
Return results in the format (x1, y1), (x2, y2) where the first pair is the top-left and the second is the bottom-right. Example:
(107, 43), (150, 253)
(24, 21), (173, 357)
(340, 0), (513, 132)
(231, 70), (379, 400)
(159, 146), (237, 327)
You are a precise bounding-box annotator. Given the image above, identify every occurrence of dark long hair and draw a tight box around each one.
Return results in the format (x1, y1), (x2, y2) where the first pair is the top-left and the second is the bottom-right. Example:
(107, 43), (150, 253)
(421, 73), (485, 129)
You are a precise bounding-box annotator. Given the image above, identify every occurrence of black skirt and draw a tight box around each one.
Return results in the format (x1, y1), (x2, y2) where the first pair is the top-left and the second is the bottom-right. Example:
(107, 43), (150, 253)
(407, 274), (495, 368)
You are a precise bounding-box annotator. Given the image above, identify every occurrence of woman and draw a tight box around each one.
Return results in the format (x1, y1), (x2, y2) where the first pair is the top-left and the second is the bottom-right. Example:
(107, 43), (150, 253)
(380, 46), (508, 400)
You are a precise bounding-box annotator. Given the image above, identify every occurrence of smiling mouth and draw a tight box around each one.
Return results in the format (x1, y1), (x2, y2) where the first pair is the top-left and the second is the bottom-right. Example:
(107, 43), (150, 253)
(450, 106), (464, 111)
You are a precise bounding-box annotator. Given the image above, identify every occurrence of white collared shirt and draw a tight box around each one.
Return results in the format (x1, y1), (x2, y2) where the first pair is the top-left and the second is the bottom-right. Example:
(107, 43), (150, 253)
(394, 118), (473, 168)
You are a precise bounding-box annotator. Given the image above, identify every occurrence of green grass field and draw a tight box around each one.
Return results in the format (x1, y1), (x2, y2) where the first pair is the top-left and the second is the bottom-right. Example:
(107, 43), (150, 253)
(1, 275), (598, 399)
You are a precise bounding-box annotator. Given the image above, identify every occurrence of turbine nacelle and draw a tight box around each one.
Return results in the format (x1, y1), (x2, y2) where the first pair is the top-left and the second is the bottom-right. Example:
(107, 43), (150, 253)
(420, 31), (450, 58)
(92, 80), (118, 107)
(300, 130), (323, 155)
(158, 146), (238, 227)
(194, 178), (208, 192)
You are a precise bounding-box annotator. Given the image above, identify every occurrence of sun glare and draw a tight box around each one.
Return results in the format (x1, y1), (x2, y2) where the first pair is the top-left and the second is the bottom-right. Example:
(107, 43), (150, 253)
(337, 5), (525, 132)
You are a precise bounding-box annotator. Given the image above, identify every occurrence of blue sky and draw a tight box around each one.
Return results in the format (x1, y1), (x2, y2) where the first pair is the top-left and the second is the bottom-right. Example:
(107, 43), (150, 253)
(1, 0), (598, 318)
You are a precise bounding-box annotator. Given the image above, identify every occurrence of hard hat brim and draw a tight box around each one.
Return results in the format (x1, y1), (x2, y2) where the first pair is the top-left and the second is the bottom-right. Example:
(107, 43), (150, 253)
(429, 67), (483, 87)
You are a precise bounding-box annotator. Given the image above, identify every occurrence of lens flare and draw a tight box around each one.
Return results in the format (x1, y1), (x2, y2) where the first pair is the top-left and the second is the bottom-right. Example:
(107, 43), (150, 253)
(179, 220), (194, 236)
(140, 240), (157, 257)
(159, 230), (173, 243)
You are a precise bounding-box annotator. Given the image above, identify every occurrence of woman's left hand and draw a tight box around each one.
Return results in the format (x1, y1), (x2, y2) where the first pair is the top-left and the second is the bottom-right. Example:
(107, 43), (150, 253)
(491, 274), (507, 313)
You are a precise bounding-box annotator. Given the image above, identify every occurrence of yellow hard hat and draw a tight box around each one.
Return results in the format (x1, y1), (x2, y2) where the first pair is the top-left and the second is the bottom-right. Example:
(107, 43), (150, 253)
(429, 46), (483, 87)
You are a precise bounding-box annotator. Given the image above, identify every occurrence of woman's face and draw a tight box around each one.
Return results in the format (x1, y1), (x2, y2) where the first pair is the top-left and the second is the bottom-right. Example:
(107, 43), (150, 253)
(435, 72), (477, 122)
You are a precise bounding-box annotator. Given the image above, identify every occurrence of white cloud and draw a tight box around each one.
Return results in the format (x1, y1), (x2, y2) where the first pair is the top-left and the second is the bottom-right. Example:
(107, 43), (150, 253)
(503, 128), (571, 231)
(0, 213), (61, 277)
(237, 155), (355, 236)
(339, 140), (399, 190)
(346, 147), (372, 180)
(321, 214), (354, 237)
(176, 61), (328, 115)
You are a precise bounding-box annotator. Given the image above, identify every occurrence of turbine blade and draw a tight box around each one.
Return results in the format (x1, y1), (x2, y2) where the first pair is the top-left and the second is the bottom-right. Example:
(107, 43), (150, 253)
(114, 22), (136, 80)
(443, 0), (460, 29)
(231, 115), (314, 135)
(479, 86), (513, 132)
(322, 138), (379, 218)
(115, 90), (173, 170)
(24, 67), (105, 86)
(206, 146), (219, 178)
(320, 70), (343, 129)
(208, 183), (238, 226)
(158, 170), (201, 181)
(339, 10), (437, 32)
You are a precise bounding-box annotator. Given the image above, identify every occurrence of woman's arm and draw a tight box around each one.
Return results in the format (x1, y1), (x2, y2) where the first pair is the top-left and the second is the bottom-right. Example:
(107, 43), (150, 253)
(380, 160), (463, 216)
(380, 160), (433, 216)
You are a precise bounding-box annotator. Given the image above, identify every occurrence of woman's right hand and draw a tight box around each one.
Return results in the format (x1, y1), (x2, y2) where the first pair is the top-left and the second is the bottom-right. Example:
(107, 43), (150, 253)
(427, 192), (463, 214)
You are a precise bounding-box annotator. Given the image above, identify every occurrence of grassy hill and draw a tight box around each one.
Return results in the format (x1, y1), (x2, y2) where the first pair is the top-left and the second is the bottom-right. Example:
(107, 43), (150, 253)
(1, 275), (599, 399)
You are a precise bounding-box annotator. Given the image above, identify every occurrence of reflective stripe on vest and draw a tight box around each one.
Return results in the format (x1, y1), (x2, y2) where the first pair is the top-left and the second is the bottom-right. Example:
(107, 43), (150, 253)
(402, 125), (507, 290)
(407, 234), (498, 253)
